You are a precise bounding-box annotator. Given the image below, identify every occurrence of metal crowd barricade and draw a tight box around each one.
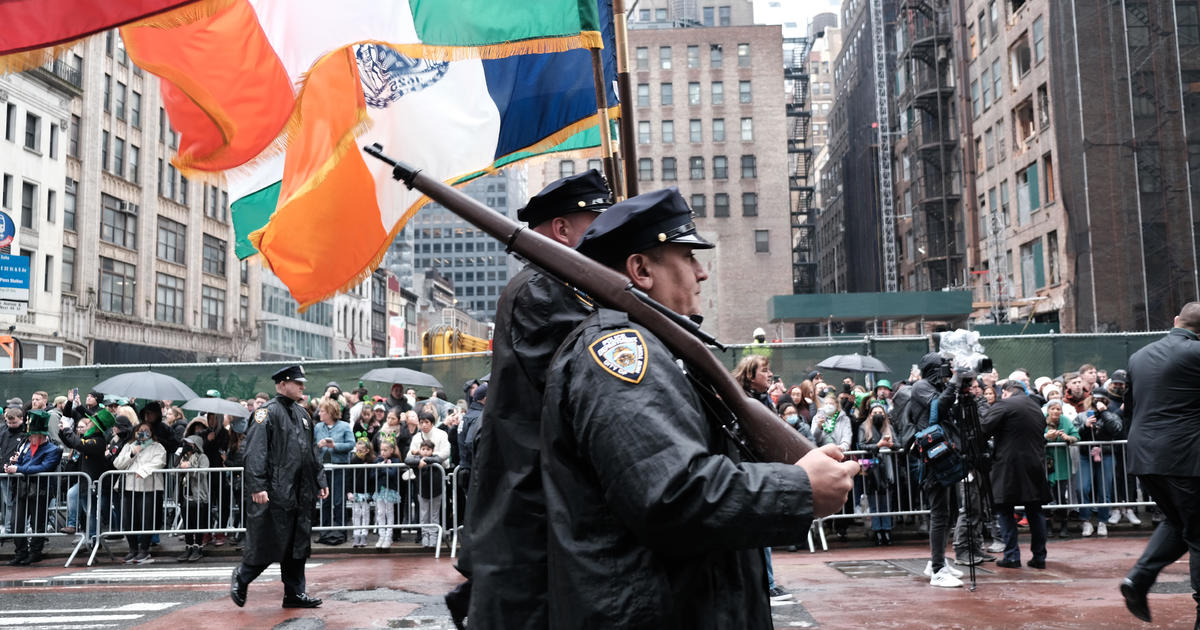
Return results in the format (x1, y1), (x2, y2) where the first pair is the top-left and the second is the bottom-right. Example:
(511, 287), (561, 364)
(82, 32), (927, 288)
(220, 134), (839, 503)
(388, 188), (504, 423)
(89, 466), (244, 566)
(808, 440), (1153, 552)
(450, 466), (468, 558)
(0, 471), (92, 567)
(314, 462), (451, 558)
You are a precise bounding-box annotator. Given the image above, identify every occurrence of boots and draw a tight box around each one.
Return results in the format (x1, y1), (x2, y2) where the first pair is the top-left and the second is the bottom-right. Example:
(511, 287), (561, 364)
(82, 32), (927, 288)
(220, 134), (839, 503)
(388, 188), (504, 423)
(176, 545), (194, 563)
(26, 538), (45, 565)
(187, 545), (204, 562)
(7, 540), (29, 566)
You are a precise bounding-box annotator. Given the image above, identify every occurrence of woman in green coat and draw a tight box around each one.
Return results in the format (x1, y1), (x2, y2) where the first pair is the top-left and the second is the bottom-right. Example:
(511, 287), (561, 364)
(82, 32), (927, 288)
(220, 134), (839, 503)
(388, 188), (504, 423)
(1043, 399), (1079, 537)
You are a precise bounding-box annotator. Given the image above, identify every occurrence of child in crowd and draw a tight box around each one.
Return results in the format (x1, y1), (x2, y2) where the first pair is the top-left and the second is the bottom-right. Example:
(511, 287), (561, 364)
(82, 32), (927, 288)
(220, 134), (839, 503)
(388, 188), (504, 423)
(406, 439), (444, 548)
(347, 438), (376, 547)
(176, 435), (210, 562)
(374, 438), (403, 549)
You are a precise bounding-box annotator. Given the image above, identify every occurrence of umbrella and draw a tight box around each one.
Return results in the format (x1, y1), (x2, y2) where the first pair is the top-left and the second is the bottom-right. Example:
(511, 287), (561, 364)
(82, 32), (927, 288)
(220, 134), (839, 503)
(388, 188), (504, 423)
(182, 397), (251, 419)
(816, 353), (892, 374)
(361, 367), (443, 389)
(93, 371), (199, 402)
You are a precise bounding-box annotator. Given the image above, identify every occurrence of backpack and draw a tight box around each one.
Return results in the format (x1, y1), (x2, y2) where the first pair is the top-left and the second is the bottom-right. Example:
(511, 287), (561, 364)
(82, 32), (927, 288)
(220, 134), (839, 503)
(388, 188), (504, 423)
(912, 398), (965, 487)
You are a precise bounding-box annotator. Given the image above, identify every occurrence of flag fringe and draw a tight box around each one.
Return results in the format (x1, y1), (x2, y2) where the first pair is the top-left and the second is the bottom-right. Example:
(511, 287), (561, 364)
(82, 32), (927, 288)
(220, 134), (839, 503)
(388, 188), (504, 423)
(123, 0), (240, 30)
(0, 44), (82, 75)
(385, 30), (603, 61)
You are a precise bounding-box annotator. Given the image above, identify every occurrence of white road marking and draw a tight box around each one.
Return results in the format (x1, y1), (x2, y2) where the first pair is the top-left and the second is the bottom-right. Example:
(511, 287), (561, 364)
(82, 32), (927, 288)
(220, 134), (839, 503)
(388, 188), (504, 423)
(0, 603), (177, 614)
(0, 615), (143, 626)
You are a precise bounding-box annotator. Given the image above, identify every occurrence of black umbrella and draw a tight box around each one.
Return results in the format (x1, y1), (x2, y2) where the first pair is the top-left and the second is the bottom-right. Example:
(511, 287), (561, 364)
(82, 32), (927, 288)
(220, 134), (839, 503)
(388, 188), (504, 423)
(182, 397), (251, 419)
(93, 371), (200, 402)
(816, 353), (892, 374)
(361, 367), (443, 389)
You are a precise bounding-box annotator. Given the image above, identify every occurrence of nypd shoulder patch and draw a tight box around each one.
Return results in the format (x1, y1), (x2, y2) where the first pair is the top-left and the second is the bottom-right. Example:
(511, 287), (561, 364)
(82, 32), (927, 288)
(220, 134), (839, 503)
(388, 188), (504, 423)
(588, 329), (649, 384)
(254, 408), (269, 424)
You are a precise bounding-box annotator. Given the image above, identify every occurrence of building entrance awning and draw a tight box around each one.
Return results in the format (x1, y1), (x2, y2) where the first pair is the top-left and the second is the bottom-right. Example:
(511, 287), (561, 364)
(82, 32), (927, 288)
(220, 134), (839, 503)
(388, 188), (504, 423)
(767, 291), (974, 323)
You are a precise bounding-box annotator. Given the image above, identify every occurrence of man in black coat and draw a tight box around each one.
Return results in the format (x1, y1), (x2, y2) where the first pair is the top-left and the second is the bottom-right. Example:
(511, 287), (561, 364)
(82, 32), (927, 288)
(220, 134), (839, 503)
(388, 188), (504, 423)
(1120, 302), (1200, 627)
(981, 382), (1050, 569)
(459, 169), (611, 629)
(231, 364), (328, 609)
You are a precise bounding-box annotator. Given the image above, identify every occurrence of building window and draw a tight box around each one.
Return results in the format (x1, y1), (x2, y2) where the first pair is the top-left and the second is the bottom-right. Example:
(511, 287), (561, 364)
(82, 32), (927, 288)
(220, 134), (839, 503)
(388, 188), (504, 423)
(713, 155), (728, 179)
(714, 193), (730, 217)
(69, 115), (80, 158)
(985, 128), (995, 169)
(101, 130), (109, 171)
(131, 91), (142, 128)
(46, 189), (55, 223)
(4, 103), (14, 141)
(743, 192), (758, 216)
(992, 58), (1003, 104)
(710, 44), (723, 68)
(661, 82), (673, 105)
(202, 234), (227, 276)
(690, 194), (706, 217)
(20, 181), (36, 229)
(754, 229), (769, 253)
(201, 285), (226, 331)
(61, 246), (75, 293)
(713, 118), (725, 141)
(114, 82), (126, 120)
(740, 117), (753, 141)
(738, 43), (751, 67)
(559, 160), (575, 178)
(687, 45), (700, 68)
(587, 158), (602, 172)
(636, 47), (648, 70)
(1046, 230), (1060, 284)
(112, 138), (124, 177)
(1043, 153), (1055, 204)
(48, 123), (58, 159)
(719, 5), (731, 25)
(971, 80), (980, 118)
(180, 176), (189, 205)
(103, 74), (111, 112)
(711, 81), (724, 105)
(64, 178), (76, 231)
(690, 156), (705, 179)
(157, 216), (186, 263)
(638, 121), (651, 144)
(23, 113), (40, 152)
(703, 6), (714, 25)
(1010, 35), (1032, 81)
(661, 157), (677, 181)
(1037, 83), (1051, 129)
(689, 119), (702, 142)
(637, 83), (649, 106)
(129, 145), (140, 184)
(739, 81), (752, 103)
(638, 158), (653, 181)
(688, 82), (701, 105)
(156, 273), (184, 324)
(1019, 238), (1045, 296)
(655, 7), (667, 21)
(981, 68), (992, 110)
(659, 46), (671, 70)
(661, 120), (674, 143)
(99, 257), (136, 315)
(240, 294), (249, 325)
(740, 154), (757, 178)
(100, 194), (137, 248)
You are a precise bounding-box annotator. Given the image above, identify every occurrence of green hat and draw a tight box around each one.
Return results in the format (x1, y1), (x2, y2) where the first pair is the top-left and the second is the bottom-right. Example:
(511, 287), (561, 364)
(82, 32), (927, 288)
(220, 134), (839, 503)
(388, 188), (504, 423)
(853, 391), (870, 409)
(876, 379), (892, 390)
(89, 408), (117, 433)
(26, 410), (51, 436)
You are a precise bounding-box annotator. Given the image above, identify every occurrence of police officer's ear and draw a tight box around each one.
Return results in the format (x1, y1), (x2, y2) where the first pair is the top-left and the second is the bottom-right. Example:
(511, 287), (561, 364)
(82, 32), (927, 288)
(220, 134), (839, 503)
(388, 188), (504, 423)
(625, 252), (655, 290)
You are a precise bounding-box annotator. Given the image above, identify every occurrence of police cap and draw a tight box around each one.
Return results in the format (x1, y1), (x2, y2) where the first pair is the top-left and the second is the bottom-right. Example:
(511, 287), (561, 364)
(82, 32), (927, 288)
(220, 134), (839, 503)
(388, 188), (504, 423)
(271, 364), (307, 383)
(517, 169), (612, 227)
(575, 187), (713, 268)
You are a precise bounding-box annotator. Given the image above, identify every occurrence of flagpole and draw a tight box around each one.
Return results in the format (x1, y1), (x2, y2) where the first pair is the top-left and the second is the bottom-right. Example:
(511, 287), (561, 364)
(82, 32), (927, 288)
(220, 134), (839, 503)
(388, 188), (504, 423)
(611, 0), (638, 197)
(589, 48), (623, 200)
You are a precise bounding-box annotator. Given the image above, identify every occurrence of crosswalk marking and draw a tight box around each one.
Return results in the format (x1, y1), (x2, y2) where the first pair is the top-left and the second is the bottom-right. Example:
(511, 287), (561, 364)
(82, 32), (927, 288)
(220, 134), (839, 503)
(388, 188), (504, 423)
(0, 601), (182, 629)
(0, 603), (177, 615)
(44, 563), (321, 583)
(0, 615), (144, 626)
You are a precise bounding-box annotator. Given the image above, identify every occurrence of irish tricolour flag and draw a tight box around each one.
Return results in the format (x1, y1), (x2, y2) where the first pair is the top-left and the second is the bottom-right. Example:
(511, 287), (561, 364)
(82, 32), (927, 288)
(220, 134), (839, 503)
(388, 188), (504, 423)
(108, 0), (612, 307)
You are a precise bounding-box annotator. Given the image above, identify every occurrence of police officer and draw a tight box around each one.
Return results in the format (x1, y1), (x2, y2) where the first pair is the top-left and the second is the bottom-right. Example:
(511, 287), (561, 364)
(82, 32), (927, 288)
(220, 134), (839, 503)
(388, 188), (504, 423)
(231, 365), (328, 609)
(540, 187), (856, 628)
(459, 169), (611, 629)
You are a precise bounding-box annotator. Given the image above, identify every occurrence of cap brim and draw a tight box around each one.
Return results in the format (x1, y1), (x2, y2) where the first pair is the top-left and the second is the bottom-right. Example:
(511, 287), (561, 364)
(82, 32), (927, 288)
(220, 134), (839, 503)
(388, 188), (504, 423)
(670, 231), (715, 249)
(292, 376), (307, 383)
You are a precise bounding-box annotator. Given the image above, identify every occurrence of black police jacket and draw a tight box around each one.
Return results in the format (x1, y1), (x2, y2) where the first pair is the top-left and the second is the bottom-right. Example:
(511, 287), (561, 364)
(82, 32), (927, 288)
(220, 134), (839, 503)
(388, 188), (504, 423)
(242, 394), (326, 565)
(1125, 327), (1200, 476)
(541, 309), (814, 629)
(465, 265), (593, 629)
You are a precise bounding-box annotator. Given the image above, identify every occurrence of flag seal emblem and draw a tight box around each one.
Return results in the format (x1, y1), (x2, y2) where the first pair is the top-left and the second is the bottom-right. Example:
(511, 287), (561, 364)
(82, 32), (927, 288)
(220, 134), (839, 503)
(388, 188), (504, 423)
(356, 45), (449, 108)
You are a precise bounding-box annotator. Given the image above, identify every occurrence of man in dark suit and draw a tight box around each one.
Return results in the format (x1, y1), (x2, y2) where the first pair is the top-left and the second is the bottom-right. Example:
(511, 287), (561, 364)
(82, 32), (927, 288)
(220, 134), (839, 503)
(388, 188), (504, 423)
(981, 382), (1050, 569)
(1120, 302), (1200, 627)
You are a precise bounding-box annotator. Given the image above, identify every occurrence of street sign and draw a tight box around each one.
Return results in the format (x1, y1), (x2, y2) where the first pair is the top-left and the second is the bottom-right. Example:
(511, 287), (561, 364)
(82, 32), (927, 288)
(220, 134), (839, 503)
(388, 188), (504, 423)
(0, 253), (30, 315)
(0, 212), (13, 248)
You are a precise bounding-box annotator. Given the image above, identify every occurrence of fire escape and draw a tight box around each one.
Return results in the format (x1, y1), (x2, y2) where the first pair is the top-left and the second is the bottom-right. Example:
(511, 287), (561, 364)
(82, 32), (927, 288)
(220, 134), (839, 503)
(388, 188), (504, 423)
(898, 0), (963, 291)
(785, 36), (817, 295)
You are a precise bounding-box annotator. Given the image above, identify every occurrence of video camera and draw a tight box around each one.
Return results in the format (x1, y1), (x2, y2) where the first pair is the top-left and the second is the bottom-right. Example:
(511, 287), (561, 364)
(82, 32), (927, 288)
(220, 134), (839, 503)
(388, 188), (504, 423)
(934, 330), (993, 390)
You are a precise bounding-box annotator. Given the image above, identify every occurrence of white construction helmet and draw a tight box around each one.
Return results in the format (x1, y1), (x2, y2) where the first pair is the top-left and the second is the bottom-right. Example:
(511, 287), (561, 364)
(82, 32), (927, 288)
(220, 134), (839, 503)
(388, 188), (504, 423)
(753, 327), (766, 339)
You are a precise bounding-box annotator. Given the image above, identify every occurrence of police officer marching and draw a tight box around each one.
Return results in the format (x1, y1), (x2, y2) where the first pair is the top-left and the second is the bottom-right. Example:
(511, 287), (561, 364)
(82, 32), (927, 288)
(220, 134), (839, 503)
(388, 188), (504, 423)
(231, 364), (328, 609)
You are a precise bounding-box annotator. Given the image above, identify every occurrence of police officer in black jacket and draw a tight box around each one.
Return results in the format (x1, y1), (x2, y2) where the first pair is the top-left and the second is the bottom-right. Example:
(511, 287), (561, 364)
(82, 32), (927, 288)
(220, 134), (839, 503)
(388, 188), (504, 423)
(231, 365), (328, 609)
(1120, 302), (1200, 627)
(458, 170), (611, 629)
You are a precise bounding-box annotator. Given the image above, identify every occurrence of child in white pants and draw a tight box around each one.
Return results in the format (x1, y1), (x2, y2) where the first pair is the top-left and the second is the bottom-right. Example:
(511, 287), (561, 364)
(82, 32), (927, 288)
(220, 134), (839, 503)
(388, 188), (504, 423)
(347, 439), (376, 547)
(374, 440), (402, 548)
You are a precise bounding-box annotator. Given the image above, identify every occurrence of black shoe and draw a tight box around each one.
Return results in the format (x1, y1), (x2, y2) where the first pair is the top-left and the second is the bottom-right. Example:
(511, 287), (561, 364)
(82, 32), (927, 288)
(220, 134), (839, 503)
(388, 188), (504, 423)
(955, 553), (984, 567)
(445, 582), (470, 630)
(187, 546), (204, 562)
(1120, 578), (1151, 622)
(882, 530), (892, 546)
(974, 551), (997, 563)
(995, 558), (1021, 568)
(1028, 558), (1046, 570)
(25, 551), (43, 565)
(230, 568), (247, 608)
(6, 552), (28, 566)
(282, 593), (323, 608)
(176, 547), (193, 563)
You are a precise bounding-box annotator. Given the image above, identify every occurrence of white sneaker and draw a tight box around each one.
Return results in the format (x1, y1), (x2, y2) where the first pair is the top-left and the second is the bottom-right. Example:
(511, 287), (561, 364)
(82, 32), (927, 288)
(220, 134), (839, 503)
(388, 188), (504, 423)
(1081, 521), (1094, 537)
(1125, 509), (1142, 525)
(1107, 511), (1122, 525)
(924, 560), (964, 578)
(986, 541), (1006, 554)
(930, 566), (964, 588)
(1097, 522), (1108, 537)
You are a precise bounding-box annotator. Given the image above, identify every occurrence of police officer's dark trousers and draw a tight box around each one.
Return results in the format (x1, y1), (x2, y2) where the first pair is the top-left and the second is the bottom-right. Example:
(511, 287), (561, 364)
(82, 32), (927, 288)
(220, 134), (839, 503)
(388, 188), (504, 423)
(237, 507), (307, 597)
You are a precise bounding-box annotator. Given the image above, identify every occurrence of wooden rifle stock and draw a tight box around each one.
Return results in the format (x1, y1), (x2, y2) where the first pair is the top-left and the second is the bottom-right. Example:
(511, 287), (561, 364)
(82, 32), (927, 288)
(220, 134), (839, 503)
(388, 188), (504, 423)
(365, 145), (814, 464)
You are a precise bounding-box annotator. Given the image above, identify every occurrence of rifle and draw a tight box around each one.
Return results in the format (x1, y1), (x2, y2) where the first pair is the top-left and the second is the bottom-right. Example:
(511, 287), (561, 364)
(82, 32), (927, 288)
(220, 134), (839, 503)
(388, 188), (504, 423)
(364, 144), (814, 465)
